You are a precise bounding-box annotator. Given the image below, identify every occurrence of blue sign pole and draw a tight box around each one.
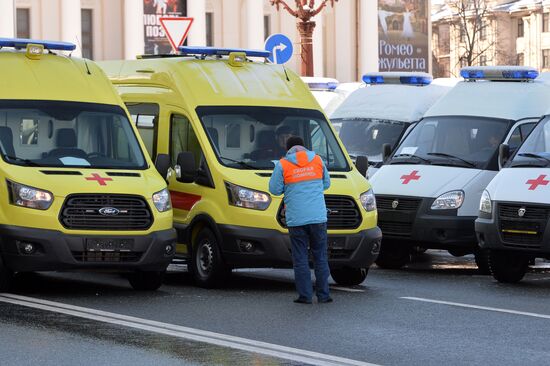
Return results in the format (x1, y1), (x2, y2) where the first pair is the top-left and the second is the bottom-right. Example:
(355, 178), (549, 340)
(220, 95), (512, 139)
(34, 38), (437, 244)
(264, 33), (293, 65)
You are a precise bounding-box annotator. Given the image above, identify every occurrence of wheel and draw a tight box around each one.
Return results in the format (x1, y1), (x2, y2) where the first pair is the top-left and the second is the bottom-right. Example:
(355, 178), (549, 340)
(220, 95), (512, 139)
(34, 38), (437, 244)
(0, 256), (14, 292)
(190, 227), (230, 288)
(330, 267), (368, 286)
(375, 240), (410, 269)
(128, 271), (165, 291)
(474, 248), (491, 275)
(488, 250), (529, 283)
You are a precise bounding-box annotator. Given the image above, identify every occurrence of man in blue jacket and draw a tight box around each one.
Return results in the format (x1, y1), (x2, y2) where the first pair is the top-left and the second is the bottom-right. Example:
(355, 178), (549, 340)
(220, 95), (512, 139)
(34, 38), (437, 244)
(269, 136), (332, 304)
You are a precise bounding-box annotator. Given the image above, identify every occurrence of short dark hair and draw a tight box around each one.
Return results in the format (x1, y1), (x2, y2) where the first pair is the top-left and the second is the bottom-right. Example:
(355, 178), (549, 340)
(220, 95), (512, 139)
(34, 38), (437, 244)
(286, 136), (304, 151)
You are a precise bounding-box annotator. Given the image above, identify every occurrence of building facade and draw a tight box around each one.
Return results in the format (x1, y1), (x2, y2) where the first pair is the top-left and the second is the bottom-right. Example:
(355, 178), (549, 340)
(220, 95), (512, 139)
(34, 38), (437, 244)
(0, 0), (382, 82)
(432, 0), (550, 77)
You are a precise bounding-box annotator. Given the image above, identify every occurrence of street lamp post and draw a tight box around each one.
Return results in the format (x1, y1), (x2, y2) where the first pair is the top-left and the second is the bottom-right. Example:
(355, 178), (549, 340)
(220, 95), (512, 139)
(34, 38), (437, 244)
(270, 0), (338, 76)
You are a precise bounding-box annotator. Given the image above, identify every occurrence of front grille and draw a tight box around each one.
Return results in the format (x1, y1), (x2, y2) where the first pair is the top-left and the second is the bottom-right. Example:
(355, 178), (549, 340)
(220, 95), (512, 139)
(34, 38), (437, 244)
(72, 251), (142, 262)
(498, 203), (549, 248)
(378, 221), (413, 237)
(277, 195), (361, 230)
(376, 196), (421, 211)
(376, 195), (422, 238)
(60, 194), (153, 230)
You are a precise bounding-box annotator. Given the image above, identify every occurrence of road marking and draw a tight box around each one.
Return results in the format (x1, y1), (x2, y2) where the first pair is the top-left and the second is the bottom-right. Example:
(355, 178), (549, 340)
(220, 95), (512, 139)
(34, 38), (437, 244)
(0, 293), (378, 366)
(402, 296), (550, 320)
(330, 286), (365, 293)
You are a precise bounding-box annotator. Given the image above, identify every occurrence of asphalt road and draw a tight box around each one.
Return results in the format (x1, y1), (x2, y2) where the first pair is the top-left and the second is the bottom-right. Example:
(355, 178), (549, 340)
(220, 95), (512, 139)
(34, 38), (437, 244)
(2, 251), (550, 366)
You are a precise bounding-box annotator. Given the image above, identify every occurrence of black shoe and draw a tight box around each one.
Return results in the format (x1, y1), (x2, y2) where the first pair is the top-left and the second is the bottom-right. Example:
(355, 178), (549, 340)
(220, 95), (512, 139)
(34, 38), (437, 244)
(293, 297), (312, 304)
(318, 297), (333, 304)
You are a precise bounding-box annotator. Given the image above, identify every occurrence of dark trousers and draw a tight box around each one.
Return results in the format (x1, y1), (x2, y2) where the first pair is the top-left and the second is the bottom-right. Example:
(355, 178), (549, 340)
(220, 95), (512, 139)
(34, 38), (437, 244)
(288, 222), (330, 301)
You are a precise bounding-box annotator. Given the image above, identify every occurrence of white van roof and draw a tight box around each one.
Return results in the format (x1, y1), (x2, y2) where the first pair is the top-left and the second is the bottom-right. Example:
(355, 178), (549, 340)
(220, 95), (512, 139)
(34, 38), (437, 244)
(331, 82), (453, 123)
(425, 77), (550, 121)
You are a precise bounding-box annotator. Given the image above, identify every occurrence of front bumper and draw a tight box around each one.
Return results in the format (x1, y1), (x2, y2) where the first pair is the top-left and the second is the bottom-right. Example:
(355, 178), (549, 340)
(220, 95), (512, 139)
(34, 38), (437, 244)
(218, 224), (382, 269)
(476, 206), (550, 256)
(377, 195), (477, 249)
(0, 225), (176, 272)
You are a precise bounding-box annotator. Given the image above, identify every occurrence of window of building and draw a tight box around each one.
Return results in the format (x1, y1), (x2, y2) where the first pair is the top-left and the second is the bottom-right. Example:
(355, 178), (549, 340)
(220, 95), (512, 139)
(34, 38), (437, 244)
(544, 12), (550, 32)
(543, 49), (550, 68)
(479, 19), (487, 40)
(460, 56), (468, 68)
(518, 18), (524, 37)
(16, 8), (30, 39)
(459, 24), (465, 43)
(479, 55), (487, 66)
(206, 12), (213, 46)
(81, 9), (93, 59)
(517, 53), (524, 66)
(264, 15), (271, 40)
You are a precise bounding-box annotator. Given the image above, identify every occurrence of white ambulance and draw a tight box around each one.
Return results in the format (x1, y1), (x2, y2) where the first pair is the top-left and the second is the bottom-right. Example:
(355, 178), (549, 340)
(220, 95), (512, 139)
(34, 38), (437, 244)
(370, 66), (550, 271)
(331, 72), (455, 178)
(301, 77), (360, 116)
(476, 102), (550, 282)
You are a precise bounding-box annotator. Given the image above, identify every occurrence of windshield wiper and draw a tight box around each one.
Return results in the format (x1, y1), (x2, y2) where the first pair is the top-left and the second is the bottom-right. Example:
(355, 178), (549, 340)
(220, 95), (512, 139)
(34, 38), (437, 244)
(516, 153), (550, 167)
(391, 153), (431, 164)
(427, 152), (477, 168)
(3, 155), (41, 167)
(218, 156), (259, 169)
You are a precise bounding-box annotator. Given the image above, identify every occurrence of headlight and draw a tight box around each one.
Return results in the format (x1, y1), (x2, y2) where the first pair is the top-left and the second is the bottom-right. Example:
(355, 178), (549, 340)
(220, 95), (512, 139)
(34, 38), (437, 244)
(226, 182), (271, 210)
(479, 190), (492, 215)
(431, 190), (464, 210)
(152, 188), (171, 212)
(360, 189), (376, 212)
(8, 181), (53, 210)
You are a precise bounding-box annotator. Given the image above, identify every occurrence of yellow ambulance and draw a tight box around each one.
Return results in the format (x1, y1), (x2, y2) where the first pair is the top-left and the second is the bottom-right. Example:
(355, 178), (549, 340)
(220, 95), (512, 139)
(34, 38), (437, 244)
(0, 38), (176, 291)
(100, 46), (381, 288)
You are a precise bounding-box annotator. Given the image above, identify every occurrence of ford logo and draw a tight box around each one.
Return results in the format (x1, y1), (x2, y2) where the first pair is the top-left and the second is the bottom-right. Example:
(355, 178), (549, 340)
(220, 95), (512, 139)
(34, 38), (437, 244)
(99, 207), (120, 216)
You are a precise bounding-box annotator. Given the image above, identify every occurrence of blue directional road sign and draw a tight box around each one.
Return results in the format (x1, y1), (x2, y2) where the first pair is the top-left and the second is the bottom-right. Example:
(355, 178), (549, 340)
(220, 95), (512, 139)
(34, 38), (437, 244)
(264, 33), (293, 65)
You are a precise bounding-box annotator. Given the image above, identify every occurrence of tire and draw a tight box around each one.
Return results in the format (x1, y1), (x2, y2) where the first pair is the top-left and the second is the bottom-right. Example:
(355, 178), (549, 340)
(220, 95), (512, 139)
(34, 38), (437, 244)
(474, 248), (491, 275)
(128, 271), (165, 291)
(488, 250), (529, 283)
(375, 240), (410, 269)
(330, 267), (368, 286)
(0, 256), (14, 292)
(190, 227), (230, 288)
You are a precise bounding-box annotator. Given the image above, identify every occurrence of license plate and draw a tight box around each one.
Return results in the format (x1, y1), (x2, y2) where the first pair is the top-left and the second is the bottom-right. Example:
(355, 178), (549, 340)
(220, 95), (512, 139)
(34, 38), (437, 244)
(328, 237), (345, 249)
(86, 239), (134, 252)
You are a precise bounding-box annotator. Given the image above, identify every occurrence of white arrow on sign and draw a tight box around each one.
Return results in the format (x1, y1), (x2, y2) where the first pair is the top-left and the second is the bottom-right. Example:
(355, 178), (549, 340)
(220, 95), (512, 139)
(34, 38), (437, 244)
(159, 17), (194, 52)
(272, 43), (287, 64)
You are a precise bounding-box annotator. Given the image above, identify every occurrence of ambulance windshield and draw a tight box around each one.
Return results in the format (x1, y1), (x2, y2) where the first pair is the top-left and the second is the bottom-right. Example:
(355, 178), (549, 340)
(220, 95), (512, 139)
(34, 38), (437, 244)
(196, 106), (350, 171)
(333, 118), (408, 162)
(392, 116), (509, 168)
(0, 100), (147, 169)
(512, 117), (550, 167)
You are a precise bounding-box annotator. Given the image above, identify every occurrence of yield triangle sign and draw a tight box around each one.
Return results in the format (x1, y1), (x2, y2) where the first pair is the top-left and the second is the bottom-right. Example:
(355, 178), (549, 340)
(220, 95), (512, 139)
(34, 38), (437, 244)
(159, 17), (194, 52)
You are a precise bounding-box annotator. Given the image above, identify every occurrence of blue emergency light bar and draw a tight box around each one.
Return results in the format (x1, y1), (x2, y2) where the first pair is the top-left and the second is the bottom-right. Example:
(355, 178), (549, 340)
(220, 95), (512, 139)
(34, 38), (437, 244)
(179, 46), (271, 58)
(307, 81), (338, 90)
(460, 66), (539, 80)
(0, 37), (76, 51)
(362, 73), (432, 86)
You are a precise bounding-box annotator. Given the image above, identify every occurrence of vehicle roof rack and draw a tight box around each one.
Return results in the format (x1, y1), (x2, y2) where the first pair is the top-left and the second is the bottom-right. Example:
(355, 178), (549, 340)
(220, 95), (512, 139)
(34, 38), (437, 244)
(178, 46), (271, 58)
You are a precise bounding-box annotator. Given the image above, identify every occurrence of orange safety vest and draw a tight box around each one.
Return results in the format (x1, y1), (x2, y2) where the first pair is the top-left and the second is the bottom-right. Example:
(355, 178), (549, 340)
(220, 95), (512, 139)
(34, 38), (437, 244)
(279, 150), (324, 185)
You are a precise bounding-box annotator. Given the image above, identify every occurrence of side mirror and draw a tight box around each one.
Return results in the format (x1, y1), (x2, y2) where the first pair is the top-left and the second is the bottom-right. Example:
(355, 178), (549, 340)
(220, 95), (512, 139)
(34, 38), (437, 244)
(355, 155), (369, 177)
(154, 154), (170, 180)
(382, 143), (392, 163)
(499, 143), (510, 168)
(175, 151), (196, 183)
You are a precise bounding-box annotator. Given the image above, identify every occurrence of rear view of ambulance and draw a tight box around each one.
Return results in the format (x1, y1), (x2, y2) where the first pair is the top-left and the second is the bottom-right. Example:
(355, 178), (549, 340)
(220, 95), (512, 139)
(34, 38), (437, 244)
(476, 103), (550, 282)
(370, 66), (550, 270)
(0, 38), (176, 291)
(331, 72), (454, 177)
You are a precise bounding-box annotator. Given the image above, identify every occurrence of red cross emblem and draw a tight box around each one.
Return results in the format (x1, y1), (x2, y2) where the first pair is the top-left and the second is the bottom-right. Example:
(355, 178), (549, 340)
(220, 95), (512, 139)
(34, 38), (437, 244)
(401, 170), (421, 184)
(526, 175), (549, 190)
(85, 173), (113, 186)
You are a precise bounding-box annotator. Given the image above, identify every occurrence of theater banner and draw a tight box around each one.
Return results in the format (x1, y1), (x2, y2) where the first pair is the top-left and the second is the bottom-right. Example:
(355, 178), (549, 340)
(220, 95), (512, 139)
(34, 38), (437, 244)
(378, 0), (429, 72)
(143, 0), (187, 54)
